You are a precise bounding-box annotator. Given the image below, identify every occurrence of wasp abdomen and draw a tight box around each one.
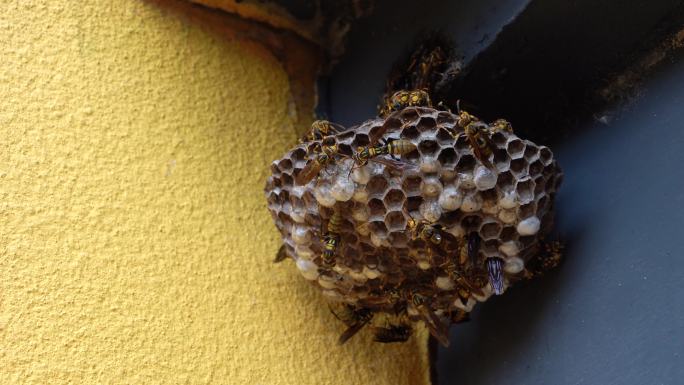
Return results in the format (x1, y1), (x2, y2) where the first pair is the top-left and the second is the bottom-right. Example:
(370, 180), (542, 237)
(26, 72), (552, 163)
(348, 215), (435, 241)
(387, 139), (417, 156)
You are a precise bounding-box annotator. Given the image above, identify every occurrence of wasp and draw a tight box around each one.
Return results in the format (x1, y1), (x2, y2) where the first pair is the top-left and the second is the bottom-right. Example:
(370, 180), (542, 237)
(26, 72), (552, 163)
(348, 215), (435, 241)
(406, 289), (450, 347)
(299, 120), (345, 143)
(373, 323), (413, 343)
(486, 257), (505, 295)
(452, 109), (495, 169)
(294, 142), (339, 185)
(456, 108), (477, 129)
(404, 208), (445, 262)
(381, 286), (408, 315)
(441, 260), (486, 300)
(372, 89), (432, 144)
(405, 214), (443, 245)
(351, 139), (417, 169)
(273, 244), (290, 263)
(408, 44), (448, 91)
(321, 208), (343, 268)
(330, 304), (374, 344)
(345, 139), (416, 177)
(491, 118), (513, 133)
(380, 89), (432, 118)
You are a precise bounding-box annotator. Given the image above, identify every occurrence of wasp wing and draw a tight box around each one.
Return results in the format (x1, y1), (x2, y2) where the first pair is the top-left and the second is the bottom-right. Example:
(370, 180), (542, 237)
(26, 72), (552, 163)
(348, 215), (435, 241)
(417, 305), (450, 347)
(370, 156), (417, 173)
(294, 159), (322, 185)
(467, 132), (495, 169)
(327, 122), (346, 134)
(338, 318), (372, 345)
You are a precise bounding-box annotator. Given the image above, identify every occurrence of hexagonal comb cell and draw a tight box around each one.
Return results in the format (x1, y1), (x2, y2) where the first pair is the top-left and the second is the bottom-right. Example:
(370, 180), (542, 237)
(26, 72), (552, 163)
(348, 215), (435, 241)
(524, 144), (539, 161)
(455, 154), (476, 173)
(401, 175), (422, 196)
(437, 147), (457, 167)
(401, 125), (420, 140)
(516, 178), (535, 204)
(264, 106), (561, 342)
(384, 189), (406, 210)
(436, 128), (454, 145)
(416, 117), (437, 132)
(368, 198), (385, 218)
(529, 160), (544, 177)
(539, 147), (553, 165)
(490, 131), (508, 147)
(351, 133), (370, 149)
(507, 139), (525, 158)
(509, 158), (528, 176)
(398, 108), (420, 122)
(493, 149), (511, 171)
(436, 111), (456, 126)
(384, 211), (407, 232)
(418, 140), (440, 157)
(481, 221), (502, 239)
(367, 175), (389, 197)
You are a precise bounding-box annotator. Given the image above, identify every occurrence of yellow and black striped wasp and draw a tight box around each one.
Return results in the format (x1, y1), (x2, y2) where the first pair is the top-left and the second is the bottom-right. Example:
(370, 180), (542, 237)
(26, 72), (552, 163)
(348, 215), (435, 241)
(375, 90), (433, 142)
(347, 138), (417, 177)
(403, 207), (446, 263)
(294, 141), (339, 185)
(490, 118), (514, 133)
(352, 138), (416, 166)
(379, 89), (432, 118)
(451, 108), (496, 169)
(441, 259), (486, 306)
(405, 210), (443, 245)
(320, 208), (343, 268)
(299, 120), (345, 143)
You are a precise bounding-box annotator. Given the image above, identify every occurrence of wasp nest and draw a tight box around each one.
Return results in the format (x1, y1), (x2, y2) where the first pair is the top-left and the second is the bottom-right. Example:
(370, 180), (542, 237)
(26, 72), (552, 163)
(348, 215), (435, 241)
(265, 106), (562, 345)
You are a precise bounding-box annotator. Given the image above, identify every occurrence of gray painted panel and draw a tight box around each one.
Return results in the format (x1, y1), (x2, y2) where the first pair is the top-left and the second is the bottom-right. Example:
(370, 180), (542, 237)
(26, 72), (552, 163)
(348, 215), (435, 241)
(436, 57), (684, 385)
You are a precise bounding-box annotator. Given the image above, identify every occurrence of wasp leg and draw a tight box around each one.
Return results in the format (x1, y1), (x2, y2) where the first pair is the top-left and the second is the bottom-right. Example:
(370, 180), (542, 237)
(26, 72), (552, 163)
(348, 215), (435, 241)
(273, 244), (289, 263)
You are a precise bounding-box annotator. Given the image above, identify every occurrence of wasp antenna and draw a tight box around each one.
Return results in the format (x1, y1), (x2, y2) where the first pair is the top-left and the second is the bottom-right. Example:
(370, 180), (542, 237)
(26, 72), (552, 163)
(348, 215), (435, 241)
(347, 161), (359, 179)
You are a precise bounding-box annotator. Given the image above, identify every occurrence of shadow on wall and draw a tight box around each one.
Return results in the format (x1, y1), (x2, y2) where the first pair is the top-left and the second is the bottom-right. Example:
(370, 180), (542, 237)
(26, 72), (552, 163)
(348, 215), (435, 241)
(147, 0), (323, 132)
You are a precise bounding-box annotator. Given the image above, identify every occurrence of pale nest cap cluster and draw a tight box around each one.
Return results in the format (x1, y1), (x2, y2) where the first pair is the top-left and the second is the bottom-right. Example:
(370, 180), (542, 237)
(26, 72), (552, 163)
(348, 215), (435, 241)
(265, 106), (562, 319)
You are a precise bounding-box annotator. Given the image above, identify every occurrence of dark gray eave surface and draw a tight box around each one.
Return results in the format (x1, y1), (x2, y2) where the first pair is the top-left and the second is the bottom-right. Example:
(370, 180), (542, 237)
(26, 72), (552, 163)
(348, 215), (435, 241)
(324, 0), (530, 124)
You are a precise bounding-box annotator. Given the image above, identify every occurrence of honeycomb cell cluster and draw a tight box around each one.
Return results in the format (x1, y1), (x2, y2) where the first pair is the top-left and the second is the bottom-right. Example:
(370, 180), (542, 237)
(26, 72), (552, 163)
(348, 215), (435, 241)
(264, 106), (562, 340)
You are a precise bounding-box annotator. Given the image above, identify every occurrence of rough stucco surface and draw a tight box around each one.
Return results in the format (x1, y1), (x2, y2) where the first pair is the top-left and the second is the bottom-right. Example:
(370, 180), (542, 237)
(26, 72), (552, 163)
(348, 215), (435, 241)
(0, 1), (429, 384)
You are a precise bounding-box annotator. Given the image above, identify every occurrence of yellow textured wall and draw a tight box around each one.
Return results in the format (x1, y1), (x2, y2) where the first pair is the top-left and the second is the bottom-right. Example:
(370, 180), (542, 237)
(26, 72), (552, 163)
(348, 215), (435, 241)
(0, 1), (430, 384)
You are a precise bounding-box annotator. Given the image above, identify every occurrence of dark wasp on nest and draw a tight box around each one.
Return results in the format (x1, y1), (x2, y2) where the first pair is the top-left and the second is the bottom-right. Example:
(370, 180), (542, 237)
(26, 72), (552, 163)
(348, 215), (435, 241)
(266, 33), (563, 345)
